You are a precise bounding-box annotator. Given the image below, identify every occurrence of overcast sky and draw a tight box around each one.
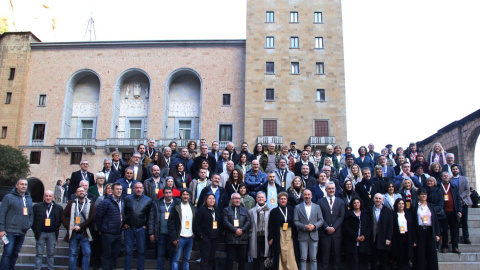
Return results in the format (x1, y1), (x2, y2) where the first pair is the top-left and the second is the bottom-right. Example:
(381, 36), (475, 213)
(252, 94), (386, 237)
(3, 0), (480, 182)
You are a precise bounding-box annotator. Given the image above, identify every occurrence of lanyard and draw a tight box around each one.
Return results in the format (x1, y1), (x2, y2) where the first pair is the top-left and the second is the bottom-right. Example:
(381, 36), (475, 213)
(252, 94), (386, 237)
(113, 162), (119, 171)
(81, 172), (88, 181)
(211, 209), (216, 221)
(165, 201), (172, 212)
(279, 207), (288, 222)
(147, 149), (154, 158)
(23, 196), (26, 207)
(76, 199), (86, 217)
(165, 158), (170, 167)
(126, 180), (133, 188)
(442, 183), (451, 194)
(232, 183), (239, 193)
(46, 203), (52, 218)
(280, 170), (284, 180)
(365, 185), (372, 195)
(293, 189), (301, 199)
(234, 207), (237, 219)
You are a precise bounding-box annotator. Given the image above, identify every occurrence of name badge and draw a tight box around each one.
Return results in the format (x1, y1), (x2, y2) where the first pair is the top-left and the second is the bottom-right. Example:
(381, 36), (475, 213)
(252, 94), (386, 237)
(400, 226), (405, 234)
(45, 218), (51, 227)
(185, 221), (190, 229)
(23, 207), (28, 216)
(234, 219), (239, 227)
(423, 216), (429, 224)
(283, 223), (288, 231)
(75, 216), (81, 224)
(348, 207), (350, 210)
(127, 188), (132, 194)
(270, 198), (275, 205)
(368, 194), (371, 198)
(183, 183), (187, 188)
(213, 221), (218, 229)
(165, 212), (170, 220)
(155, 188), (159, 194)
(294, 158), (297, 163)
(406, 201), (411, 209)
(282, 182), (285, 188)
(444, 194), (449, 201)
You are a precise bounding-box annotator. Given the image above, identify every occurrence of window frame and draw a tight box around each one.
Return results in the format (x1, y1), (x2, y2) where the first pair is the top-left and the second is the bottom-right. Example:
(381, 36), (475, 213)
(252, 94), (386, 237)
(222, 93), (231, 106)
(266, 11), (275, 23)
(314, 12), (323, 23)
(291, 62), (300, 74)
(262, 119), (278, 136)
(290, 11), (299, 23)
(315, 37), (324, 49)
(29, 151), (41, 164)
(1, 126), (7, 139)
(38, 94), (47, 106)
(290, 37), (299, 48)
(265, 88), (275, 101)
(218, 124), (233, 142)
(31, 123), (46, 143)
(266, 36), (275, 48)
(8, 68), (15, 80)
(314, 120), (330, 137)
(126, 118), (144, 139)
(70, 152), (83, 165)
(5, 92), (11, 104)
(316, 62), (325, 75)
(266, 62), (275, 74)
(316, 89), (326, 102)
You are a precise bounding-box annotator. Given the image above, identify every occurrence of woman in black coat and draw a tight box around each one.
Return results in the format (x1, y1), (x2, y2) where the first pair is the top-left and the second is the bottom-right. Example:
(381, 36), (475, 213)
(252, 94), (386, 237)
(343, 197), (372, 270)
(391, 198), (414, 270)
(193, 194), (222, 270)
(413, 188), (441, 270)
(425, 177), (446, 221)
(286, 176), (304, 207)
(267, 192), (299, 270)
(399, 178), (418, 211)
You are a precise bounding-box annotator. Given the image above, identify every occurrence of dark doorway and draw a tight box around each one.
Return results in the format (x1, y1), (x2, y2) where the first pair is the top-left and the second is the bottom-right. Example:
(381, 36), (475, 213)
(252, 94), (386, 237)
(27, 178), (45, 202)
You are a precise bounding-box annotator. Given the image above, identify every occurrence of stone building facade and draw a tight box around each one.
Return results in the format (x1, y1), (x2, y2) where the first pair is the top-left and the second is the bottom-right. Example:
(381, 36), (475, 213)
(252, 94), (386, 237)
(0, 0), (347, 196)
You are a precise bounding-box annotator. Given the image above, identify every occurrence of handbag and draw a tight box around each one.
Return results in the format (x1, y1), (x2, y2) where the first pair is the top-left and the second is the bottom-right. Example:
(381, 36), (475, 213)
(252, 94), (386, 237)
(264, 247), (274, 269)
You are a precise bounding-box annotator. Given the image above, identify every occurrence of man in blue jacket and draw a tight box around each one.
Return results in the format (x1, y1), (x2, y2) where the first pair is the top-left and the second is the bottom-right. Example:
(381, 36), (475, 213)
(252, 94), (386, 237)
(0, 179), (33, 269)
(96, 182), (125, 270)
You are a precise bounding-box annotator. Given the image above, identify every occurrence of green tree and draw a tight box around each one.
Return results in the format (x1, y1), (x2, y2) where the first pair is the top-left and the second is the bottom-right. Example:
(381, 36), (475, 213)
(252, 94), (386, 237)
(0, 144), (30, 186)
(0, 17), (8, 34)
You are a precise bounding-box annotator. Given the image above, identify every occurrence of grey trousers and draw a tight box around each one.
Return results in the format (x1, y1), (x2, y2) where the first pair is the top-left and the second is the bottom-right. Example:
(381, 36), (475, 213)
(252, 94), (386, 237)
(299, 239), (318, 270)
(35, 232), (56, 270)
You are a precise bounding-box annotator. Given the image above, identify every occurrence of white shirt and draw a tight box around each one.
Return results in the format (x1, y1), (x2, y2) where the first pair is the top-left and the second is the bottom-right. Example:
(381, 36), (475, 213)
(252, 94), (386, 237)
(180, 203), (193, 237)
(304, 202), (312, 220)
(397, 212), (408, 232)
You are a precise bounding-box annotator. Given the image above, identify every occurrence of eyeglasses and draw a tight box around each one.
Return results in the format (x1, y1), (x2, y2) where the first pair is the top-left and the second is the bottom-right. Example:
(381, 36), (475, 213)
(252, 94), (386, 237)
(81, 163), (89, 166)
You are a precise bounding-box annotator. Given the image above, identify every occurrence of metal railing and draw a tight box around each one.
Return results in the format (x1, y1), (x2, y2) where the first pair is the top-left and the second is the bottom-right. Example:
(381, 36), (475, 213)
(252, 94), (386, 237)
(257, 136), (283, 145)
(309, 136), (335, 145)
(55, 138), (96, 146)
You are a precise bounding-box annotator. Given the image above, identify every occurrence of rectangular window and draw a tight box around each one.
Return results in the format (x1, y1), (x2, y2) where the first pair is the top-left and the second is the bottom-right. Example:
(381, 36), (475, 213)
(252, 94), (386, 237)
(290, 12), (298, 23)
(179, 120), (191, 140)
(70, 152), (83, 165)
(122, 153), (133, 162)
(8, 68), (15, 80)
(266, 88), (275, 101)
(266, 36), (274, 48)
(222, 94), (231, 106)
(316, 89), (326, 101)
(219, 125), (233, 141)
(29, 151), (41, 164)
(316, 62), (325, 74)
(81, 120), (94, 139)
(1, 127), (6, 139)
(315, 37), (324, 49)
(129, 120), (142, 139)
(291, 62), (300, 74)
(263, 120), (277, 136)
(314, 12), (323, 23)
(38, 94), (46, 106)
(266, 11), (274, 22)
(315, 120), (329, 137)
(32, 124), (45, 141)
(266, 62), (274, 74)
(290, 37), (299, 48)
(5, 92), (11, 104)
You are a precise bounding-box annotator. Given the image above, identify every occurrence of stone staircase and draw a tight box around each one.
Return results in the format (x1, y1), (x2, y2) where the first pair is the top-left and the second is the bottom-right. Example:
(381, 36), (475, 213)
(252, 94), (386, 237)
(1, 208), (479, 269)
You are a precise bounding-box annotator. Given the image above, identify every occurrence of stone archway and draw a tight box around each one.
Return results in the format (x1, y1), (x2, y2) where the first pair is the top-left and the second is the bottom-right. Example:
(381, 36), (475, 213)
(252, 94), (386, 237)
(27, 177), (44, 202)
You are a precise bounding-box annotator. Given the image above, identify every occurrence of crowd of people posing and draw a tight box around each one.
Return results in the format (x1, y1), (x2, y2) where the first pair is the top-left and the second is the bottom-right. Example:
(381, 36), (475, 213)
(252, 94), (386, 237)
(0, 139), (475, 270)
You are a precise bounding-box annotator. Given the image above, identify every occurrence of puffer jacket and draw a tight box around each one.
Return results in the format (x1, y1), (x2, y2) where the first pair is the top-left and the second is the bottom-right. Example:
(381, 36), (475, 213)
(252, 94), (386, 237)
(95, 194), (124, 235)
(0, 188), (33, 234)
(223, 205), (251, 244)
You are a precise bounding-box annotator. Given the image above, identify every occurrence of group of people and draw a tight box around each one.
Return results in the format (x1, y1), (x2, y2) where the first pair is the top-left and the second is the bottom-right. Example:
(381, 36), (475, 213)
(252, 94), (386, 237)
(0, 139), (475, 270)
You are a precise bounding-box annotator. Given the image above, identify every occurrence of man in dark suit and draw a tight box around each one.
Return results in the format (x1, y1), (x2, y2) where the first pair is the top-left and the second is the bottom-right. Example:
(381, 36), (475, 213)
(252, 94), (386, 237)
(451, 165), (472, 244)
(378, 155), (396, 182)
(214, 150), (230, 174)
(355, 168), (383, 209)
(442, 153), (465, 176)
(300, 165), (317, 190)
(370, 193), (393, 270)
(102, 158), (121, 184)
(192, 143), (217, 179)
(197, 174), (229, 210)
(317, 182), (345, 270)
(311, 172), (327, 203)
(111, 151), (127, 178)
(368, 143), (380, 166)
(321, 166), (343, 197)
(68, 159), (95, 198)
(126, 152), (148, 183)
(339, 154), (355, 187)
(294, 189), (324, 270)
(233, 142), (255, 164)
(295, 150), (315, 177)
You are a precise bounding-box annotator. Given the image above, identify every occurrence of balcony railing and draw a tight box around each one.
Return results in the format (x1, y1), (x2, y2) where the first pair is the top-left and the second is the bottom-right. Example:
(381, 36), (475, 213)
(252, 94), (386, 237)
(257, 136), (283, 145)
(106, 138), (148, 147)
(309, 136), (335, 145)
(31, 139), (45, 146)
(56, 138), (96, 146)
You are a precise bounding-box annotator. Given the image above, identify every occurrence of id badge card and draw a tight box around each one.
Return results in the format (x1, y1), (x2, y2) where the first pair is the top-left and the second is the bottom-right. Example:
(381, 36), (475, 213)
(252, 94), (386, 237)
(185, 221), (190, 229)
(23, 207), (28, 215)
(283, 223), (288, 231)
(368, 194), (371, 198)
(444, 194), (449, 201)
(164, 212), (170, 220)
(282, 182), (285, 188)
(234, 219), (239, 227)
(213, 221), (218, 229)
(45, 218), (51, 227)
(270, 198), (275, 205)
(423, 216), (429, 225)
(406, 201), (411, 209)
(127, 188), (132, 194)
(75, 216), (81, 224)
(155, 188), (159, 194)
(400, 226), (405, 234)
(183, 183), (187, 188)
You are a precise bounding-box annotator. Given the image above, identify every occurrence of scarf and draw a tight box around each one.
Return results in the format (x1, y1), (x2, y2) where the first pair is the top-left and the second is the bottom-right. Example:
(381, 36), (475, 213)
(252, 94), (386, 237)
(256, 203), (269, 234)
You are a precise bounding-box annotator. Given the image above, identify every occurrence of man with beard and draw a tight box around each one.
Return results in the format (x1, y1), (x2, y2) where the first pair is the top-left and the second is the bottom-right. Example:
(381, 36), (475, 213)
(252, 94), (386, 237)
(144, 165), (166, 200)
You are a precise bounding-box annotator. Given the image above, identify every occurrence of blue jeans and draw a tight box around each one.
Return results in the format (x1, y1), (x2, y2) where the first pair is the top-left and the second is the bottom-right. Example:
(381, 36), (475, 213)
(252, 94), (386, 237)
(35, 232), (56, 270)
(171, 237), (193, 270)
(69, 233), (91, 270)
(0, 233), (25, 270)
(157, 234), (174, 270)
(125, 227), (147, 270)
(101, 233), (122, 270)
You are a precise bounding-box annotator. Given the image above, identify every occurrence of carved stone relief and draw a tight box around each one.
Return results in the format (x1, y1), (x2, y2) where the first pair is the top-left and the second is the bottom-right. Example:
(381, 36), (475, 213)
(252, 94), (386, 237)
(72, 103), (98, 117)
(168, 101), (199, 117)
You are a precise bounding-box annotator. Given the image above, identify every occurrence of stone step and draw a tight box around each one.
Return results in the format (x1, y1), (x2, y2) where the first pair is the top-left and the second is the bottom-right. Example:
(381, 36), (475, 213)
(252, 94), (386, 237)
(438, 252), (480, 262)
(458, 244), (480, 252)
(439, 262), (480, 270)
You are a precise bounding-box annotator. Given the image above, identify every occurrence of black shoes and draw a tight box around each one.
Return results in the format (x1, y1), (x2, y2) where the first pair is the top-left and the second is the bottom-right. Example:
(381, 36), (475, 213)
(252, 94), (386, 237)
(464, 238), (472, 244)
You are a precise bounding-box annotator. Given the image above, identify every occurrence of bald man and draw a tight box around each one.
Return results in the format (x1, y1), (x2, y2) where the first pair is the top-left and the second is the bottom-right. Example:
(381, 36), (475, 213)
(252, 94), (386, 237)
(32, 190), (64, 270)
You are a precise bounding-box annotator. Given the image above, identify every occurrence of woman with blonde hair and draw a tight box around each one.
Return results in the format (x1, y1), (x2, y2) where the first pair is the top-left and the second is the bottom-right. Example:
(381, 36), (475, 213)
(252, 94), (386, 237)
(429, 142), (447, 166)
(345, 164), (362, 187)
(287, 176), (304, 206)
